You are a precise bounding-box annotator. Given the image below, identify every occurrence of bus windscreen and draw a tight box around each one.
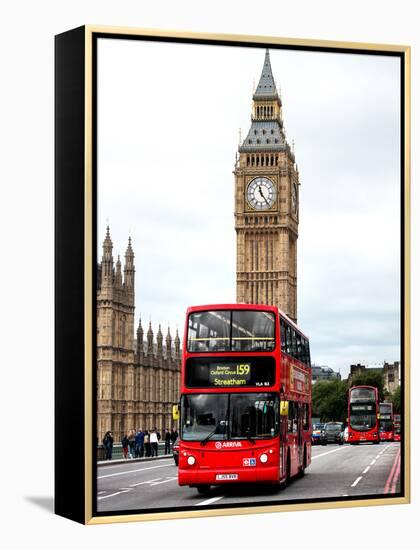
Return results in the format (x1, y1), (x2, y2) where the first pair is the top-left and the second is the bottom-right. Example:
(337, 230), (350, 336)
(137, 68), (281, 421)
(187, 310), (275, 352)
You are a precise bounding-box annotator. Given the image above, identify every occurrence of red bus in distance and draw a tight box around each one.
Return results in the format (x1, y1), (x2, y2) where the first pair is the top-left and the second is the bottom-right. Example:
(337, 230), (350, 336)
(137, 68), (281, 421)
(379, 402), (394, 442)
(393, 413), (401, 442)
(175, 304), (312, 494)
(348, 385), (380, 444)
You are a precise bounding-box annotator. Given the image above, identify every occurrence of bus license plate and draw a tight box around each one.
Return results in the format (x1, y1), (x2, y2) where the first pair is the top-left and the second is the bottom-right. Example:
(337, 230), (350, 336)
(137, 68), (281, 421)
(216, 474), (238, 480)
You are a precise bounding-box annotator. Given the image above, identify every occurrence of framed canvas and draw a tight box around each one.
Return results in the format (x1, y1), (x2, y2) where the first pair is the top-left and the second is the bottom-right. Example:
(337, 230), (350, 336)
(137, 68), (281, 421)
(55, 25), (410, 525)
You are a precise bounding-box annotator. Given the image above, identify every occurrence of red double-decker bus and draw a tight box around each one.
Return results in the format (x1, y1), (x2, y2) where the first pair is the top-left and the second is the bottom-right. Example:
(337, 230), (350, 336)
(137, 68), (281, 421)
(379, 402), (394, 442)
(348, 386), (380, 444)
(393, 413), (401, 442)
(175, 304), (312, 494)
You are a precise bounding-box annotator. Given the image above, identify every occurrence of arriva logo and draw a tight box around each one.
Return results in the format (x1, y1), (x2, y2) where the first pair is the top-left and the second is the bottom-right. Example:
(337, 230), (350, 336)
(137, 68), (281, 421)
(215, 441), (242, 449)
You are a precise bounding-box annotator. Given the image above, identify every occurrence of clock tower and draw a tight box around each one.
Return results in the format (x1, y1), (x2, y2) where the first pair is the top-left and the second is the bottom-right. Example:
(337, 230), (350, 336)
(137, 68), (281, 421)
(235, 50), (299, 322)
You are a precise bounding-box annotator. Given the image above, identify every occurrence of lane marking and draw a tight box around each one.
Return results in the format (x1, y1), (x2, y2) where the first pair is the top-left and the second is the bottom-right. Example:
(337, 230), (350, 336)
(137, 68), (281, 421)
(391, 453), (401, 493)
(98, 491), (124, 500)
(362, 466), (370, 474)
(98, 463), (172, 479)
(195, 496), (224, 506)
(129, 478), (162, 488)
(149, 477), (178, 486)
(370, 459), (376, 466)
(351, 476), (363, 487)
(311, 447), (350, 460)
(384, 448), (401, 494)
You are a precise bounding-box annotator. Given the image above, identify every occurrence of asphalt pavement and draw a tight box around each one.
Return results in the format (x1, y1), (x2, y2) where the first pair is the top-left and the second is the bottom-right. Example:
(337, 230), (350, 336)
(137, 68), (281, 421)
(96, 441), (401, 513)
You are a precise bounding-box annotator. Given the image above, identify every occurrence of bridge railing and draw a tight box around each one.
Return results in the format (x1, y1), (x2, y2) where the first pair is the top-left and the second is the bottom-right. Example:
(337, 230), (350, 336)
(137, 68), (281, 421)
(97, 441), (171, 461)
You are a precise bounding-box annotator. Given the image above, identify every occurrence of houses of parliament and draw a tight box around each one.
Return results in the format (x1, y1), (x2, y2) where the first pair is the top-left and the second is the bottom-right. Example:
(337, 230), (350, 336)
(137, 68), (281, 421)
(97, 50), (300, 442)
(97, 227), (181, 441)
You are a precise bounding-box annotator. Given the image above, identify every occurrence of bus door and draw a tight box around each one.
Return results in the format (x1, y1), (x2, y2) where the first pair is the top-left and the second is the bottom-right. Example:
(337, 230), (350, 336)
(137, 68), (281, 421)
(280, 399), (288, 479)
(298, 403), (304, 467)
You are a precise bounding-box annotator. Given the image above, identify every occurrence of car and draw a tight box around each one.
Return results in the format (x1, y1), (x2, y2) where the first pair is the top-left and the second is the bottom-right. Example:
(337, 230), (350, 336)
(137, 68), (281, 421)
(322, 422), (344, 445)
(311, 423), (325, 445)
(172, 437), (180, 466)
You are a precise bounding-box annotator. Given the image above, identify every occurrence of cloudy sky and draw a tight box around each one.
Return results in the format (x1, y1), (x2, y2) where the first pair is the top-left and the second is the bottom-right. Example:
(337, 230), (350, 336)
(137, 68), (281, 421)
(97, 38), (401, 378)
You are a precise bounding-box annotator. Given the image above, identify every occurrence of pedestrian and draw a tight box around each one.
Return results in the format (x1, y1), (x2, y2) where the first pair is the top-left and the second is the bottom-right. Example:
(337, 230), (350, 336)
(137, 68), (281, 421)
(164, 428), (171, 455)
(128, 429), (136, 458)
(121, 433), (129, 459)
(150, 429), (159, 457)
(135, 428), (145, 458)
(144, 430), (151, 457)
(102, 431), (113, 460)
(171, 428), (178, 444)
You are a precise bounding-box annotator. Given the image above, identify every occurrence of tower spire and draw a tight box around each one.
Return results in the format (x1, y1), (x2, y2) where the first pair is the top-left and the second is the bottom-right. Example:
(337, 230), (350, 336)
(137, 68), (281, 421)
(101, 225), (114, 284)
(253, 49), (279, 100)
(124, 236), (135, 290)
(240, 49), (286, 153)
(157, 324), (163, 356)
(115, 255), (122, 288)
(137, 317), (144, 354)
(147, 321), (154, 354)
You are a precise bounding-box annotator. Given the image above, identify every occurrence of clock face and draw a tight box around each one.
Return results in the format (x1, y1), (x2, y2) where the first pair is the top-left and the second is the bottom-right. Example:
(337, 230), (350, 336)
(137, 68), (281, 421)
(246, 177), (276, 210)
(291, 182), (298, 213)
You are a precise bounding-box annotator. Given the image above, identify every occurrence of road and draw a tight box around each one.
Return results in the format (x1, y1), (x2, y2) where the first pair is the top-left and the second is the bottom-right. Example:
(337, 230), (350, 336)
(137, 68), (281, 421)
(96, 442), (401, 513)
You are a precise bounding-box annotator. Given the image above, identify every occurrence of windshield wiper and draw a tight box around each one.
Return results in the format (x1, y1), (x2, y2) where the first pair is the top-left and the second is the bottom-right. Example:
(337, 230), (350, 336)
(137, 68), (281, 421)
(200, 425), (219, 446)
(200, 419), (228, 446)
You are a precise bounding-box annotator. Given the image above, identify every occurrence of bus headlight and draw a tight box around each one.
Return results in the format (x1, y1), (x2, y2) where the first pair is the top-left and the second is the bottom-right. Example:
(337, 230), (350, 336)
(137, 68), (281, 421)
(260, 453), (268, 463)
(187, 455), (196, 466)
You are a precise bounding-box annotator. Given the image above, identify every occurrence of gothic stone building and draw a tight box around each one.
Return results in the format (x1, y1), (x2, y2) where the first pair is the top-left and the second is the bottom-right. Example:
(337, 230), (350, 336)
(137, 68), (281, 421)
(96, 227), (180, 442)
(235, 50), (299, 322)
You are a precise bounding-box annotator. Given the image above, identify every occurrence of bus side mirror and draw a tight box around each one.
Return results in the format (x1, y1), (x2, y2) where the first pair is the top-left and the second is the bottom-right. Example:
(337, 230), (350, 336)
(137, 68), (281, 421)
(172, 404), (180, 421)
(280, 401), (289, 416)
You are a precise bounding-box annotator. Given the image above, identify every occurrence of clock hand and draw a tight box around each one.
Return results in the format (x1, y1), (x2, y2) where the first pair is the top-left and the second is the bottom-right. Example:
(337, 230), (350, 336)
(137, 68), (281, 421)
(258, 185), (270, 206)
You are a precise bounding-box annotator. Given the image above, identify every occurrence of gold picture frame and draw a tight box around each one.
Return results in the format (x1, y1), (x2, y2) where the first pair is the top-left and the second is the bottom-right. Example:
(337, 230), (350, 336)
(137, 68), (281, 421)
(55, 25), (410, 525)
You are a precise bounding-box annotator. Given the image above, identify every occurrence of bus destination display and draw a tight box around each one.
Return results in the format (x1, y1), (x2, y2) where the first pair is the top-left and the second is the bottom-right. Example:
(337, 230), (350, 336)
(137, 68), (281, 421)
(185, 357), (275, 388)
(209, 363), (251, 386)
